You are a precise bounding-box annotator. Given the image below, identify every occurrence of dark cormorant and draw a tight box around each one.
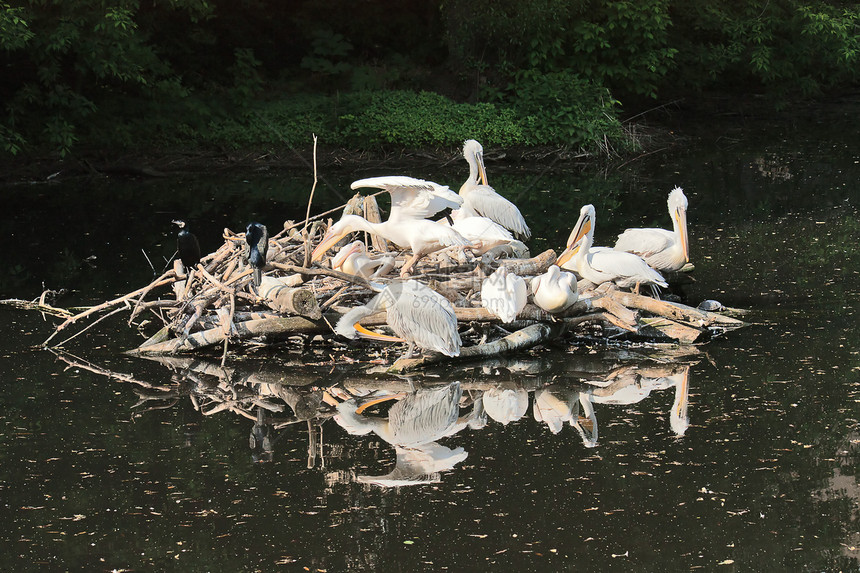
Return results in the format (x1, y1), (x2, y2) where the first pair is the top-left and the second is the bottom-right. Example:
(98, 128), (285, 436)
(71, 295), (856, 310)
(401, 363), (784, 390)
(245, 222), (269, 287)
(172, 219), (201, 272)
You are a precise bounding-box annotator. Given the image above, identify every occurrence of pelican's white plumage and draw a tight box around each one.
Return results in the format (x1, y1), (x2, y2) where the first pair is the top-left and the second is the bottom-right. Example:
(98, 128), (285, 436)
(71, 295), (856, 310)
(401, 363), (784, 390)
(459, 140), (531, 239)
(331, 240), (395, 279)
(335, 279), (462, 357)
(557, 204), (668, 291)
(530, 265), (578, 313)
(532, 387), (575, 434)
(481, 266), (527, 323)
(482, 387), (529, 425)
(441, 209), (514, 254)
(614, 186), (690, 272)
(312, 176), (472, 277)
(335, 383), (463, 447)
(350, 175), (463, 221)
(312, 214), (471, 277)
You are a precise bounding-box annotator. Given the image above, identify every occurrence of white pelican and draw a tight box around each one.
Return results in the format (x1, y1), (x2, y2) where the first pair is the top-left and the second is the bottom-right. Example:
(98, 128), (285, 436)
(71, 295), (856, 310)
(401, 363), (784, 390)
(557, 204), (668, 292)
(481, 265), (527, 323)
(440, 209), (514, 255)
(331, 240), (395, 279)
(335, 279), (462, 357)
(533, 386), (598, 446)
(614, 186), (689, 272)
(312, 214), (471, 277)
(530, 265), (578, 313)
(459, 139), (531, 239)
(351, 175), (463, 222)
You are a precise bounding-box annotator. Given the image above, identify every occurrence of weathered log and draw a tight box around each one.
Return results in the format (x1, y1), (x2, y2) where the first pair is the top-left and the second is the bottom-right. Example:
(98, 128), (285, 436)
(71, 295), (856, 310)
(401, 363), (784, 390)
(362, 195), (389, 252)
(127, 314), (330, 355)
(606, 290), (745, 328)
(637, 316), (704, 344)
(257, 277), (322, 319)
(497, 248), (557, 275)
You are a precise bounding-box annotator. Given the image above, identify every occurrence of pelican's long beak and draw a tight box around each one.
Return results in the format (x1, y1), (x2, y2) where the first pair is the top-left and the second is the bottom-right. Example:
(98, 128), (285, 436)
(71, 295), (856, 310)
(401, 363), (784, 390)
(556, 242), (581, 268)
(352, 322), (405, 343)
(354, 392), (408, 415)
(676, 208), (689, 262)
(311, 228), (349, 263)
(477, 152), (488, 186)
(566, 216), (591, 248)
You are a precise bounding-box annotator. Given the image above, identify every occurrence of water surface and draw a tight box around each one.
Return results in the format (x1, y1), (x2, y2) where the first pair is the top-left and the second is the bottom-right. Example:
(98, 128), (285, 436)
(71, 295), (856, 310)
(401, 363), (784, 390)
(1, 105), (859, 571)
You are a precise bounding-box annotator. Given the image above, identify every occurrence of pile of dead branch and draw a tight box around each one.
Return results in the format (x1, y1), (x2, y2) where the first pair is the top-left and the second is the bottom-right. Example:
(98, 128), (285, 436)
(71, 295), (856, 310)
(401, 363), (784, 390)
(18, 186), (746, 374)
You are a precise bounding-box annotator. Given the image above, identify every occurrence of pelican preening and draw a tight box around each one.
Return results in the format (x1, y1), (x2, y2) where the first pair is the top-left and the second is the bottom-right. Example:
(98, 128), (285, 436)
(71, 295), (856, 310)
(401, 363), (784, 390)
(245, 222), (269, 288)
(557, 204), (668, 292)
(335, 279), (462, 358)
(331, 240), (395, 279)
(459, 140), (531, 239)
(614, 186), (690, 272)
(172, 219), (201, 272)
(312, 176), (473, 277)
(530, 265), (578, 313)
(481, 265), (527, 323)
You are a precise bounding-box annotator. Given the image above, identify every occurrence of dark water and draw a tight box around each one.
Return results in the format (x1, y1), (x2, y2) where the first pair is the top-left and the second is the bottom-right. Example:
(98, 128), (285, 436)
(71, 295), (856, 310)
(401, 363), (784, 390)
(2, 104), (860, 572)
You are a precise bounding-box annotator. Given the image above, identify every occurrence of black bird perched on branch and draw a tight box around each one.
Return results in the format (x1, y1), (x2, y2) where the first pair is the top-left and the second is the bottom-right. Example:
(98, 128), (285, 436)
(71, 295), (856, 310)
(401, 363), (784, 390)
(172, 219), (201, 272)
(246, 222), (269, 287)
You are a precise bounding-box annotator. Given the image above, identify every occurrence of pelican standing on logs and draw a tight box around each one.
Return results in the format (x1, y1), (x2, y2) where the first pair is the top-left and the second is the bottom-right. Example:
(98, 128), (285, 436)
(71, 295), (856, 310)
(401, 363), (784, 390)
(614, 186), (690, 272)
(458, 140), (531, 239)
(557, 204), (668, 292)
(312, 176), (472, 277)
(335, 279), (462, 358)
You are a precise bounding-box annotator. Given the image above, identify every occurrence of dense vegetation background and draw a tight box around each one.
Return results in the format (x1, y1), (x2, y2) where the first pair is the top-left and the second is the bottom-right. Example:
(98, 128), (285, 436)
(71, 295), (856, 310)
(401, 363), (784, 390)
(1, 0), (858, 159)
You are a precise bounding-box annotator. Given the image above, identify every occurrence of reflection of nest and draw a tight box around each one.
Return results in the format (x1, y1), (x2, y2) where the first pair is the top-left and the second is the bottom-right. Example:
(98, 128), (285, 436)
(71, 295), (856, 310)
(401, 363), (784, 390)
(49, 345), (698, 481)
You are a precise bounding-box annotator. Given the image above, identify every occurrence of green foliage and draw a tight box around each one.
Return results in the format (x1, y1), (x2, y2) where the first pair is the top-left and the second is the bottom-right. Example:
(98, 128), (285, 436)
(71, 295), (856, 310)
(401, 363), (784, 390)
(190, 88), (626, 156)
(507, 69), (624, 147)
(670, 1), (860, 97)
(442, 0), (677, 99)
(1, 0), (857, 158)
(335, 91), (526, 147)
(300, 29), (353, 77)
(228, 47), (263, 104)
(0, 0), (214, 156)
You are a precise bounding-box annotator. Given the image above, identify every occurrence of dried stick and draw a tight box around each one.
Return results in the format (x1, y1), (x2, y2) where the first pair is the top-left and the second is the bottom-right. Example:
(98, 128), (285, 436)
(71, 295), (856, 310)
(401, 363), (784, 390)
(43, 271), (176, 346)
(302, 134), (319, 235)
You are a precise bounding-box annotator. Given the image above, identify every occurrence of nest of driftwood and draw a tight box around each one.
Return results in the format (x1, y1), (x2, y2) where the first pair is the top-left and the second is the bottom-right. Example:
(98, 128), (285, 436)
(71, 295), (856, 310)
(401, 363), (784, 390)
(29, 189), (746, 374)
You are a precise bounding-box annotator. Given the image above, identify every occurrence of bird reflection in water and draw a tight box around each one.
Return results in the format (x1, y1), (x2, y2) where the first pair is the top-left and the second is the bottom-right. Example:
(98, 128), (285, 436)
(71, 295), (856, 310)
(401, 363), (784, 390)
(333, 382), (476, 486)
(533, 364), (692, 447)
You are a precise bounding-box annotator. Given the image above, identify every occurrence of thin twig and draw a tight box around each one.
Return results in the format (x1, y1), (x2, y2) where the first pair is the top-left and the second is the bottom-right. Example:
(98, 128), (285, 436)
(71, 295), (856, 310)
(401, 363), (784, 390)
(302, 134), (319, 235)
